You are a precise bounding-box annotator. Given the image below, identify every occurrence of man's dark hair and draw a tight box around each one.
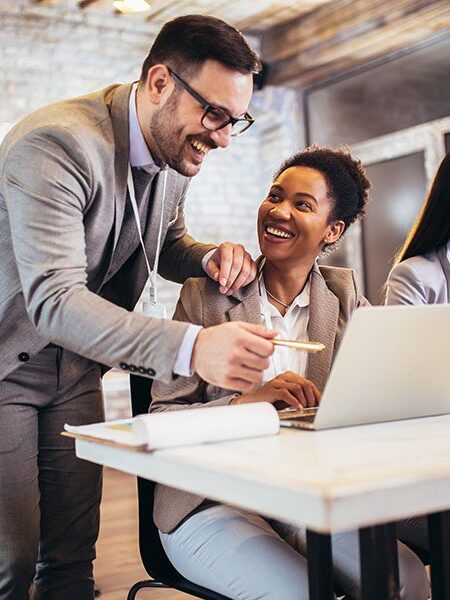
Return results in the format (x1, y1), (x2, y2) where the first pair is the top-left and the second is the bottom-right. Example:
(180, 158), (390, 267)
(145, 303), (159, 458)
(275, 145), (371, 234)
(140, 14), (261, 83)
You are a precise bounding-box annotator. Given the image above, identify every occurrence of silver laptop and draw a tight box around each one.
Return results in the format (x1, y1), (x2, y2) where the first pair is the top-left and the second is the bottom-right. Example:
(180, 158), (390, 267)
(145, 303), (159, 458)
(279, 303), (450, 430)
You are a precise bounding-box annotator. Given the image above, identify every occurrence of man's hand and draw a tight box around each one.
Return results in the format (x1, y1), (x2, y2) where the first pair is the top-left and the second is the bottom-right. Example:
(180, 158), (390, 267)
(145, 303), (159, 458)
(205, 242), (257, 295)
(232, 371), (321, 409)
(191, 322), (276, 392)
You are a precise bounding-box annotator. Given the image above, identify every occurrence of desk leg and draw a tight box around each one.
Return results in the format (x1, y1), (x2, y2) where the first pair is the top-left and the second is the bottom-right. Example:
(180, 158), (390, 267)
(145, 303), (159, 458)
(306, 530), (334, 600)
(428, 510), (450, 599)
(359, 523), (399, 600)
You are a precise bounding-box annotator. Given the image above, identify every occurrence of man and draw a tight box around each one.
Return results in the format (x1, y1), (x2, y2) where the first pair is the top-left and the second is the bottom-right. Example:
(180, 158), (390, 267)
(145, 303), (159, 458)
(0, 15), (275, 599)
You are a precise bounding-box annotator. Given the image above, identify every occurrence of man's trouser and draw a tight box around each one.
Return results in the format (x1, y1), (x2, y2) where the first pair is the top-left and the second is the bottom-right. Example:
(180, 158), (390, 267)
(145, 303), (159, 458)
(0, 345), (104, 600)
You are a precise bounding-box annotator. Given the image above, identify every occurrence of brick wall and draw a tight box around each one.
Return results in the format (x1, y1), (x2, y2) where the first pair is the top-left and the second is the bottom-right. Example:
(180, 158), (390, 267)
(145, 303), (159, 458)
(0, 1), (158, 121)
(1, 2), (303, 418)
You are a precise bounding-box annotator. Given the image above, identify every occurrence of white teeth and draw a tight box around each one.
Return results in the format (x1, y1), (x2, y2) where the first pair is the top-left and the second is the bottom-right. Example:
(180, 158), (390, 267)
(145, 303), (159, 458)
(190, 139), (208, 154)
(266, 226), (294, 239)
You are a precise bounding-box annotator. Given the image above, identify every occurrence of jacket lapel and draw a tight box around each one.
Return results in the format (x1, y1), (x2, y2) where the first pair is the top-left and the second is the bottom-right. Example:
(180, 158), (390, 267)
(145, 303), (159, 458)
(109, 83), (133, 255)
(226, 277), (262, 325)
(306, 264), (340, 391)
(226, 257), (264, 324)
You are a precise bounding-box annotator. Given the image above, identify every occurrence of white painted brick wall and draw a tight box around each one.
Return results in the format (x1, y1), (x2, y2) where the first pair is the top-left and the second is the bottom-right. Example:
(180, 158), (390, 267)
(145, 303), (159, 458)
(1, 2), (302, 418)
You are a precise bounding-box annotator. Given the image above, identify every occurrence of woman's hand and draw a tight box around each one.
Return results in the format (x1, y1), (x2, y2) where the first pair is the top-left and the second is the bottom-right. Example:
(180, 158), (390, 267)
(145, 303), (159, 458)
(231, 371), (321, 409)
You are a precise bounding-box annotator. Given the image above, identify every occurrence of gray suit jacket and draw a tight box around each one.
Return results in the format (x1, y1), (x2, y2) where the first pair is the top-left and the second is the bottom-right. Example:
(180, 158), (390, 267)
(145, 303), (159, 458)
(0, 83), (215, 382)
(151, 262), (369, 533)
(386, 245), (450, 305)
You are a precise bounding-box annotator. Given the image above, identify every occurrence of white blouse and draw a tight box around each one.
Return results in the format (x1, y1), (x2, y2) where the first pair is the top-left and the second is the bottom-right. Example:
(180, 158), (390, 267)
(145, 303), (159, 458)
(259, 276), (311, 382)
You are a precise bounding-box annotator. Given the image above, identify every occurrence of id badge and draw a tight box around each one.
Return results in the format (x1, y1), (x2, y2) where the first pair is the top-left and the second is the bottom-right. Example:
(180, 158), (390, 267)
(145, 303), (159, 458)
(142, 301), (167, 319)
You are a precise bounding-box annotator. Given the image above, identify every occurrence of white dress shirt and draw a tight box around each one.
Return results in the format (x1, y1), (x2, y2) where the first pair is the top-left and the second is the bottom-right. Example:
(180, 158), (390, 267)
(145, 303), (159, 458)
(128, 84), (211, 377)
(259, 276), (311, 382)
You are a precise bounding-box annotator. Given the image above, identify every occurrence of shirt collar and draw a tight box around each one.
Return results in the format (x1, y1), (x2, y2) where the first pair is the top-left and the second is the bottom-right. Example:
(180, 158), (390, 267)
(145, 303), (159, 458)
(259, 259), (311, 315)
(290, 277), (311, 309)
(262, 279), (310, 318)
(128, 82), (165, 175)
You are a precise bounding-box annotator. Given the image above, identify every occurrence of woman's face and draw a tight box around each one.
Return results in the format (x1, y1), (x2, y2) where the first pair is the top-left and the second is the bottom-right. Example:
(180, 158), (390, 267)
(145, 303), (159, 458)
(257, 166), (344, 266)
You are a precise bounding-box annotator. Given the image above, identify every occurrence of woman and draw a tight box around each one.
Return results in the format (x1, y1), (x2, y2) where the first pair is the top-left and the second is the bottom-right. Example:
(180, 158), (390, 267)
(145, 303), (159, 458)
(386, 153), (450, 305)
(151, 146), (430, 600)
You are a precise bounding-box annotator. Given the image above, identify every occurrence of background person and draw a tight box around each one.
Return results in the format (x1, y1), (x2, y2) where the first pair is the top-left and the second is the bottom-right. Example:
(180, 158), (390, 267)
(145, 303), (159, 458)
(0, 15), (275, 600)
(149, 147), (429, 600)
(386, 153), (450, 305)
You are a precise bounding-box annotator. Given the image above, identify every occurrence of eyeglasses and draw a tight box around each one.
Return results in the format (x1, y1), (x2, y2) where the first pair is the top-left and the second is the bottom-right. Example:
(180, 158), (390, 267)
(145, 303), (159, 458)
(167, 68), (254, 137)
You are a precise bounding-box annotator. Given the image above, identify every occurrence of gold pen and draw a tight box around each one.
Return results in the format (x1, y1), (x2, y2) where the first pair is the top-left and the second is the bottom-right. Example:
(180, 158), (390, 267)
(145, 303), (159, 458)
(272, 339), (325, 353)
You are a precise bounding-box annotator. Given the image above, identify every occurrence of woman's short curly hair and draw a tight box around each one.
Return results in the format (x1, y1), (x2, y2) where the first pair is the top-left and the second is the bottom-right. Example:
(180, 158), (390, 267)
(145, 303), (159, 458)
(274, 145), (371, 233)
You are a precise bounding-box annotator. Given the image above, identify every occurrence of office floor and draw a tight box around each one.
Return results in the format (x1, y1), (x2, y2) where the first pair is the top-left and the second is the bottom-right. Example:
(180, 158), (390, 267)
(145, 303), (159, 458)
(94, 467), (195, 600)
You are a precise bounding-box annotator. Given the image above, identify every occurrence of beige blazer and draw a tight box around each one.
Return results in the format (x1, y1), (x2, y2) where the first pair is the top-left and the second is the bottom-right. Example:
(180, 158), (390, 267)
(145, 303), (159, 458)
(0, 84), (215, 382)
(151, 262), (369, 533)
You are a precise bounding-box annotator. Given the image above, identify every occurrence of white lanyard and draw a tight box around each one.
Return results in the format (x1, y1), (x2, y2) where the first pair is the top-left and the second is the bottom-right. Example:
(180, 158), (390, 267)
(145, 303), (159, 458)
(127, 164), (168, 318)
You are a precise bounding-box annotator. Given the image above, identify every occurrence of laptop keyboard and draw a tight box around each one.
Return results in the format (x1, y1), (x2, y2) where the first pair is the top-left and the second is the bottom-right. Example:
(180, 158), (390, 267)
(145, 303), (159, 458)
(278, 407), (318, 422)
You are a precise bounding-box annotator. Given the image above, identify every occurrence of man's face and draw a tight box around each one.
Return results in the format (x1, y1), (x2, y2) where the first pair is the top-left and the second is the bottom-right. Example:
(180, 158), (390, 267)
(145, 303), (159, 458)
(149, 59), (254, 177)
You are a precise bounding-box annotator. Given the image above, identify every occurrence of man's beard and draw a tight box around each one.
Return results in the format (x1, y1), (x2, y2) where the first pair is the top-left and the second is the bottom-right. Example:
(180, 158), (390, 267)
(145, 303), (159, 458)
(150, 95), (194, 177)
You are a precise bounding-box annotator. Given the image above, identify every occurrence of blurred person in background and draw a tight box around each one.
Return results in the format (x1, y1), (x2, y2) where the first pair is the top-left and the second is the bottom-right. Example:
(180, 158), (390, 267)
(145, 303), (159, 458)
(386, 153), (450, 305)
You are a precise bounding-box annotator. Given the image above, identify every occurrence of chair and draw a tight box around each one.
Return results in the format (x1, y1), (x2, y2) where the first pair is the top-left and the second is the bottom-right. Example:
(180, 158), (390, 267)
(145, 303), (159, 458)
(127, 374), (231, 600)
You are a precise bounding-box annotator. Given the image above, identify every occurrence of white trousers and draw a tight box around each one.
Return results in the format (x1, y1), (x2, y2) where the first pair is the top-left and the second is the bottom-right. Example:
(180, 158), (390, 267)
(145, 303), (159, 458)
(160, 505), (430, 600)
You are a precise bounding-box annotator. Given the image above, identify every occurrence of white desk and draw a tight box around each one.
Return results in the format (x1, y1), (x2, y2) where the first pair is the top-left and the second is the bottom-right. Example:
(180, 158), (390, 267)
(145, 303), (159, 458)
(76, 414), (450, 599)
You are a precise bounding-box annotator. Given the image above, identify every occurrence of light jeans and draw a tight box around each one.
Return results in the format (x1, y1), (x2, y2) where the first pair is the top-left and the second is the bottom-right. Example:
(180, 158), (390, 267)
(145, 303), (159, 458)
(160, 504), (430, 600)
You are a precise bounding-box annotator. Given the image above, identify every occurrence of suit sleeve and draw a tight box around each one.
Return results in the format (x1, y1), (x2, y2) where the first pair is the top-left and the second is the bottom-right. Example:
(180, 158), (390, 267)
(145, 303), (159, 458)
(385, 262), (428, 305)
(151, 279), (237, 412)
(157, 178), (217, 283)
(2, 127), (189, 383)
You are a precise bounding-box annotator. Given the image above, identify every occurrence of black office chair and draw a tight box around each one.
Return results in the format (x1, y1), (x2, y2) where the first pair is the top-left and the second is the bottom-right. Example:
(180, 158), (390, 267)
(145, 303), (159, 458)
(127, 374), (231, 600)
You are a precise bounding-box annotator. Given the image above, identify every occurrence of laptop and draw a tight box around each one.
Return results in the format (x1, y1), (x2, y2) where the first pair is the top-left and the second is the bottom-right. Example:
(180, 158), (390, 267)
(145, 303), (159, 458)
(278, 303), (450, 430)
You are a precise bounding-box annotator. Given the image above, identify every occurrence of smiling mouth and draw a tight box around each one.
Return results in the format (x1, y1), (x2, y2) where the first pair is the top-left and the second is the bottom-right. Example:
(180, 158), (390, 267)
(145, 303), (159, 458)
(265, 225), (295, 239)
(189, 137), (210, 155)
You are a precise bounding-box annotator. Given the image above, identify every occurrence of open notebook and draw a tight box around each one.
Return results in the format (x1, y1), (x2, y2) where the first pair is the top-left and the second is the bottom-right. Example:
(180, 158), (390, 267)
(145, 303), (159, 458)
(63, 402), (280, 452)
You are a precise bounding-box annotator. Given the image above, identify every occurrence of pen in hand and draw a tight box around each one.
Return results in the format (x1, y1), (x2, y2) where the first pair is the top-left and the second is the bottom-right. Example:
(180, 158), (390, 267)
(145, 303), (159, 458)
(271, 339), (325, 353)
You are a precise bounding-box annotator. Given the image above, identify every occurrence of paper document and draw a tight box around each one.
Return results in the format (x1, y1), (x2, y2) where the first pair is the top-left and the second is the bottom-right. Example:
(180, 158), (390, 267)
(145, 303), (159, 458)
(63, 402), (280, 452)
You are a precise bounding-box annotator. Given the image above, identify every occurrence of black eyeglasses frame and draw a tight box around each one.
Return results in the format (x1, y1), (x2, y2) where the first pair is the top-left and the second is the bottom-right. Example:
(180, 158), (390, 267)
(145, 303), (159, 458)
(167, 67), (254, 137)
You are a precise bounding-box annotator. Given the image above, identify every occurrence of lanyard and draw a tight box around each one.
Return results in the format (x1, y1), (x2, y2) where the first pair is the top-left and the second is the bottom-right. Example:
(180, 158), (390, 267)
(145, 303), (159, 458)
(127, 164), (168, 312)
